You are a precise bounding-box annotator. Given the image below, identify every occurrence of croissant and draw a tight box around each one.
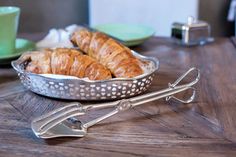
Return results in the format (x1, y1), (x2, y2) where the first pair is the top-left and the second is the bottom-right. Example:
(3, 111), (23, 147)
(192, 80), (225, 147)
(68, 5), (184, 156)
(21, 48), (112, 80)
(71, 29), (143, 78)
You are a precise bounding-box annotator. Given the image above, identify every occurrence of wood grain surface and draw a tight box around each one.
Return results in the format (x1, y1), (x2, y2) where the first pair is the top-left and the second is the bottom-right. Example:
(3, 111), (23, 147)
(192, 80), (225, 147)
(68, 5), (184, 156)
(0, 34), (236, 157)
(231, 37), (236, 48)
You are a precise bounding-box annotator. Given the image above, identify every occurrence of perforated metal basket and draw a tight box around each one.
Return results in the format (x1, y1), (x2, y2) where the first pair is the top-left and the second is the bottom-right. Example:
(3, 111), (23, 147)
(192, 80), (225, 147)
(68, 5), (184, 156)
(11, 51), (159, 101)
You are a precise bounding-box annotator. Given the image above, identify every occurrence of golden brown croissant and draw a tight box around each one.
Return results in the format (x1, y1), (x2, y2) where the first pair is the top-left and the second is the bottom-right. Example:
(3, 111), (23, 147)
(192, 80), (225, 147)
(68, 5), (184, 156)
(71, 29), (143, 78)
(21, 48), (112, 80)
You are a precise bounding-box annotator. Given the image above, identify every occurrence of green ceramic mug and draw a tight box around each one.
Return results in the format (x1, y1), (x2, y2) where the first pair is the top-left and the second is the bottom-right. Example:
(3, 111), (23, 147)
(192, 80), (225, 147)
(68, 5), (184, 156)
(0, 6), (20, 56)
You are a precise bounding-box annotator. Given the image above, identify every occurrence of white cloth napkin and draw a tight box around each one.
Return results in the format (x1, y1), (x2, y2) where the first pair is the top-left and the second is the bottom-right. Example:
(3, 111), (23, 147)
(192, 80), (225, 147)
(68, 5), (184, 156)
(36, 24), (83, 49)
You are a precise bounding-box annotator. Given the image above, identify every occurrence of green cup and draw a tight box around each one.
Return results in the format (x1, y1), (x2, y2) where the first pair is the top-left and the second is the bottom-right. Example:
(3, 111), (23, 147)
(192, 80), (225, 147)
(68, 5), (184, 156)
(0, 6), (20, 56)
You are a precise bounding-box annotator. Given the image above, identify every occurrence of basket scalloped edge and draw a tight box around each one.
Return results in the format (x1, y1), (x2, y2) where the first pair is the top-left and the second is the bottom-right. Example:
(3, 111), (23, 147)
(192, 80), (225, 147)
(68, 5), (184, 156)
(11, 50), (159, 101)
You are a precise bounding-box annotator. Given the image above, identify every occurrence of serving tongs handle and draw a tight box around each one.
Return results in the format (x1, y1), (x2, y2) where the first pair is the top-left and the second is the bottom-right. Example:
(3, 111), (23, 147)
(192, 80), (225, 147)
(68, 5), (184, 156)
(82, 67), (200, 128)
(129, 67), (200, 106)
(83, 86), (196, 129)
(166, 67), (199, 103)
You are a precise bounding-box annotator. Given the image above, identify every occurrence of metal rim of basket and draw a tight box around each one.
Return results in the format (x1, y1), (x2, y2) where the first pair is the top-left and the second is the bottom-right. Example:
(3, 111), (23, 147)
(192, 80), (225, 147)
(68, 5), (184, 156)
(11, 50), (159, 100)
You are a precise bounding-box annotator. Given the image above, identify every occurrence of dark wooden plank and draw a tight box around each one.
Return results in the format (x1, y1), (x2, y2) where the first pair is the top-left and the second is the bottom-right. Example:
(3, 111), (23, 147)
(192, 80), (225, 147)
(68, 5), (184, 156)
(0, 80), (25, 98)
(135, 37), (236, 142)
(230, 37), (236, 48)
(0, 68), (18, 84)
(1, 100), (236, 157)
(1, 36), (236, 156)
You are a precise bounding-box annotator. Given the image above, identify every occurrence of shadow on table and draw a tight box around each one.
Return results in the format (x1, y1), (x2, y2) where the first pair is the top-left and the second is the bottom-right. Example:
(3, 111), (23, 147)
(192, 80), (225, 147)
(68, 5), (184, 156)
(0, 64), (12, 68)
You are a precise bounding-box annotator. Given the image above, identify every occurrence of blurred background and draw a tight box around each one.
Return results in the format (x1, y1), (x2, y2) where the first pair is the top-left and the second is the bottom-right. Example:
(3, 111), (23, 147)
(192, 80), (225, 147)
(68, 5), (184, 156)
(0, 0), (234, 37)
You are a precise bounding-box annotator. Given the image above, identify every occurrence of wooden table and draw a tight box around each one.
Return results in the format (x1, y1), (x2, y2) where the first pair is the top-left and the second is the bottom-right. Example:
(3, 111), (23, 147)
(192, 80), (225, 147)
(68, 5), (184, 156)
(1, 34), (236, 157)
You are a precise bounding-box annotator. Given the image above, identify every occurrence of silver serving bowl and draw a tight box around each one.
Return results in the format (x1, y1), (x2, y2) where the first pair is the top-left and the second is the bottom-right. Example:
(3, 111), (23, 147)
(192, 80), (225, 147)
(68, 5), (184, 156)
(11, 51), (159, 101)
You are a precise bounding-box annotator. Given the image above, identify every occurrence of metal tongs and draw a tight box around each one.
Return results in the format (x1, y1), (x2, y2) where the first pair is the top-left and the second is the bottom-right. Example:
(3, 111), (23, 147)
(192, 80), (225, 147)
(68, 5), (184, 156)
(31, 67), (200, 138)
